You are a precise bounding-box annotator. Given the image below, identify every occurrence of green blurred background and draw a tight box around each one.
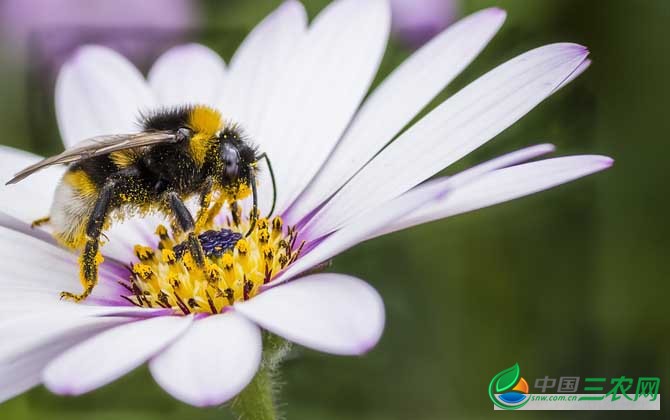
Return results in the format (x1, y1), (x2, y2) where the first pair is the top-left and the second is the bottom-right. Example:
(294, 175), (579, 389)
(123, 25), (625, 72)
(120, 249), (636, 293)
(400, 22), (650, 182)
(0, 0), (668, 419)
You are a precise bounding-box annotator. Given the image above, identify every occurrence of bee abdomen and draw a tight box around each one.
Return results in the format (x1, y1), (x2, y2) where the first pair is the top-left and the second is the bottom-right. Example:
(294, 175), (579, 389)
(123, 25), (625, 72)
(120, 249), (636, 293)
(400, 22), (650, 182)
(50, 169), (99, 249)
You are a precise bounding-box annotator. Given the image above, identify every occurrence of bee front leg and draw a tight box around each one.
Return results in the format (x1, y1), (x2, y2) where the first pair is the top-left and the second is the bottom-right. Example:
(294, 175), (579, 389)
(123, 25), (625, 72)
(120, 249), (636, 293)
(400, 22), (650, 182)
(166, 191), (206, 267)
(61, 181), (115, 302)
(195, 177), (214, 232)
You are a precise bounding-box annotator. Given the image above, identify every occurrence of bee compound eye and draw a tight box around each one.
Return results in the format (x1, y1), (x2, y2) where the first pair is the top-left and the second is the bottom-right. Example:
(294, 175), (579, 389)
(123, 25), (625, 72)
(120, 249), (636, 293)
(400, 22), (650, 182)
(221, 144), (240, 179)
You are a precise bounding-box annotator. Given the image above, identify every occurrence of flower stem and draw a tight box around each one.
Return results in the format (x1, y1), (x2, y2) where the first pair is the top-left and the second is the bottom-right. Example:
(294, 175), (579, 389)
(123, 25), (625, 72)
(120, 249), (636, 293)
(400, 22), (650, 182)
(231, 333), (292, 420)
(231, 362), (277, 420)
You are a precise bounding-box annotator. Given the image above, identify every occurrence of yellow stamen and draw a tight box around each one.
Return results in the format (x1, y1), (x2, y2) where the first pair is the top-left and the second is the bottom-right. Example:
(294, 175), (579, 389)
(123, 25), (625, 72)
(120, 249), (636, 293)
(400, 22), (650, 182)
(124, 210), (304, 314)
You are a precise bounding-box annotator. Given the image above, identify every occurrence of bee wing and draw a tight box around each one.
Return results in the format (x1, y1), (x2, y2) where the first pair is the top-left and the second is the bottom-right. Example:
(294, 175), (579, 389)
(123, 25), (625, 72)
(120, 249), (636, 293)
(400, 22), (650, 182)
(6, 131), (177, 185)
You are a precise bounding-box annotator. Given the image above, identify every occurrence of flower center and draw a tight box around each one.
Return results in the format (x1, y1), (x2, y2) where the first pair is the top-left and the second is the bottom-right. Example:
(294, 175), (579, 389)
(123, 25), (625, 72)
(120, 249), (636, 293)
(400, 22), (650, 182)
(123, 212), (304, 315)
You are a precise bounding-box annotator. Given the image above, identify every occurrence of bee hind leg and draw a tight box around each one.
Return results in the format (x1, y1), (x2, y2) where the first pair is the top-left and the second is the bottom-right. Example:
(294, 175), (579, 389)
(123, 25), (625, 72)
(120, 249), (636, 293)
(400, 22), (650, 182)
(60, 239), (101, 302)
(61, 181), (115, 302)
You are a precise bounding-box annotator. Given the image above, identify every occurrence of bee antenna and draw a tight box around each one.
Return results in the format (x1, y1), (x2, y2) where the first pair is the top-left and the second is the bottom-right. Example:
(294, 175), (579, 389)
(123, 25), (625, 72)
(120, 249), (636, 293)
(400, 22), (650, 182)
(245, 170), (259, 237)
(257, 153), (277, 218)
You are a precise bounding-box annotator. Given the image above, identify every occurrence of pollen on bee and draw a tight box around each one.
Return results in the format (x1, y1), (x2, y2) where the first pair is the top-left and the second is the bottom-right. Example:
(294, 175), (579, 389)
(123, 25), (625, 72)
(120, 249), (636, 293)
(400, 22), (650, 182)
(123, 207), (304, 315)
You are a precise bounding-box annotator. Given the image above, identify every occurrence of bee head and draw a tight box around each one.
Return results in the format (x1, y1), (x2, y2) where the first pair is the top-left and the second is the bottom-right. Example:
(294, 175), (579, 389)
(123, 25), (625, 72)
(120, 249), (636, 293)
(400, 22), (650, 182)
(216, 126), (257, 183)
(215, 127), (264, 237)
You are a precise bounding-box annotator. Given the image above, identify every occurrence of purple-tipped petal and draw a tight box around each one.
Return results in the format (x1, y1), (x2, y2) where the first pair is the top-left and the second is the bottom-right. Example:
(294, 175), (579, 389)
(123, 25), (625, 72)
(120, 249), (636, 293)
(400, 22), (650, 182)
(554, 58), (591, 93)
(237, 273), (385, 356)
(149, 312), (261, 407)
(286, 7), (507, 225)
(0, 226), (128, 308)
(0, 316), (128, 404)
(303, 43), (590, 239)
(148, 44), (226, 107)
(375, 155), (613, 237)
(390, 0), (460, 48)
(0, 304), (169, 362)
(273, 144), (557, 285)
(43, 315), (192, 396)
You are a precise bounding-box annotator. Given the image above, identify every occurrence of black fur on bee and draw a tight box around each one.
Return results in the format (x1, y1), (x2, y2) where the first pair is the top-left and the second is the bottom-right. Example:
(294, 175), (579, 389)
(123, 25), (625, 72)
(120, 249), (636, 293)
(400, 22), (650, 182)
(8, 104), (277, 302)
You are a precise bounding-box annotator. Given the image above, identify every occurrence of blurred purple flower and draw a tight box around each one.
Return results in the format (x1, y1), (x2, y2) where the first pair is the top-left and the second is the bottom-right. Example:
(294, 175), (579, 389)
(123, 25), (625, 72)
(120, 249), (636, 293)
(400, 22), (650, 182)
(0, 0), (200, 68)
(390, 0), (460, 48)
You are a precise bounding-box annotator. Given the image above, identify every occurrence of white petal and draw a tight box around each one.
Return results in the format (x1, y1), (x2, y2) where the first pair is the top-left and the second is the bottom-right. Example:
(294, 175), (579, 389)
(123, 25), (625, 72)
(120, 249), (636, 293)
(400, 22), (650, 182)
(149, 312), (261, 407)
(374, 155), (613, 238)
(274, 144), (557, 285)
(0, 211), (56, 246)
(0, 304), (133, 360)
(56, 45), (156, 148)
(223, 0), (307, 128)
(236, 273), (384, 356)
(43, 315), (192, 395)
(0, 316), (129, 403)
(0, 302), (170, 362)
(0, 146), (63, 224)
(99, 213), (169, 263)
(303, 43), (590, 239)
(0, 226), (127, 305)
(148, 44), (226, 107)
(285, 8), (507, 224)
(219, 0), (307, 215)
(251, 0), (390, 215)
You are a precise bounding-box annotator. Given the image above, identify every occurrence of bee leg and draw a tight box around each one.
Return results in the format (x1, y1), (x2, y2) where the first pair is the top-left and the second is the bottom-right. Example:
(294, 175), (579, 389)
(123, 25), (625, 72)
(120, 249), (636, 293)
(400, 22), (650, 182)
(167, 191), (206, 267)
(229, 201), (241, 227)
(195, 177), (214, 232)
(204, 195), (226, 228)
(31, 216), (50, 228)
(60, 181), (115, 302)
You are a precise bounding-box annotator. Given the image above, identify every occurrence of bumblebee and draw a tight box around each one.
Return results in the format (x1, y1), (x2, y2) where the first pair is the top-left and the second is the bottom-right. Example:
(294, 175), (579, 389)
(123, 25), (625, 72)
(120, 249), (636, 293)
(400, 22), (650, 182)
(7, 104), (275, 302)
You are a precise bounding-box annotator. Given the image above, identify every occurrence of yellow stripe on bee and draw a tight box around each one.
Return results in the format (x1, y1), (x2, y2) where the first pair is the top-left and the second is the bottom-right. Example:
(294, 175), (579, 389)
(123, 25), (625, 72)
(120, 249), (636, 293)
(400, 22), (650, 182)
(63, 169), (98, 198)
(110, 149), (140, 168)
(188, 105), (223, 166)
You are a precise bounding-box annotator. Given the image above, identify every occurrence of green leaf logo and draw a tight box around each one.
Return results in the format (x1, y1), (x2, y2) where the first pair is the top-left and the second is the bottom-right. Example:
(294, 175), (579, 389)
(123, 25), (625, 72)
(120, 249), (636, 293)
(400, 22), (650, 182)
(488, 363), (529, 410)
(494, 363), (521, 393)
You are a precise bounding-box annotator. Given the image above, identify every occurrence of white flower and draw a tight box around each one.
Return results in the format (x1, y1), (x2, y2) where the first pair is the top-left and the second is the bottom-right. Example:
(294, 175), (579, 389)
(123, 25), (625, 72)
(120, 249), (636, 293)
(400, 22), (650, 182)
(0, 0), (611, 407)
